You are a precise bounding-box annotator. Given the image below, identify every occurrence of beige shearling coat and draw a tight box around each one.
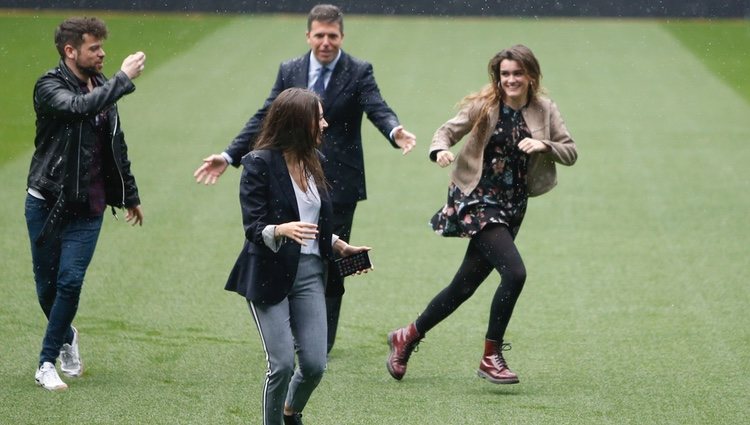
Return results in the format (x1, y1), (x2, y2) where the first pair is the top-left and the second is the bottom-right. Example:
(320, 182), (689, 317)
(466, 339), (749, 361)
(430, 96), (577, 197)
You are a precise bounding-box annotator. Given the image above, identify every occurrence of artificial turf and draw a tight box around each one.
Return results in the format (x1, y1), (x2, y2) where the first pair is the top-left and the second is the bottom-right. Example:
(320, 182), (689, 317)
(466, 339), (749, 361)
(1, 11), (748, 424)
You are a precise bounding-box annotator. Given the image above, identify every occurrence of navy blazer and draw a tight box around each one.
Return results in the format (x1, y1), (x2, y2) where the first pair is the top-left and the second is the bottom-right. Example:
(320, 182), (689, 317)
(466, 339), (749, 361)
(225, 149), (334, 305)
(225, 50), (401, 204)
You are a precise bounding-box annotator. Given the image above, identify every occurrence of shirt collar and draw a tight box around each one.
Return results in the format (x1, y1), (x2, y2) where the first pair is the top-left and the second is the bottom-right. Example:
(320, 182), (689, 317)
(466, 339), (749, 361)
(309, 50), (342, 73)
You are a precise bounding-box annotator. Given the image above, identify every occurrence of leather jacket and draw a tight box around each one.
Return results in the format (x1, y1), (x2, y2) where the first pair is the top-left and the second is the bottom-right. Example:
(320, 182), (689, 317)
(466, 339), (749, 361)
(27, 59), (140, 243)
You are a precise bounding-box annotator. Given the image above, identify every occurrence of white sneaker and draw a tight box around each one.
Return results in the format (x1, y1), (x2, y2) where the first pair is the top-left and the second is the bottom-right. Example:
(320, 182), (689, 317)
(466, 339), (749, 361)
(35, 362), (68, 391)
(59, 326), (83, 378)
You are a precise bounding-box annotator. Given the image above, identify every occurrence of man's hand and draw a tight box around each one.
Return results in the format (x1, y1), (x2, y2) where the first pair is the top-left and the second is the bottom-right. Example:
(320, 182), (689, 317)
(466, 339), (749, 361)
(393, 125), (417, 155)
(194, 154), (229, 185)
(121, 51), (146, 80)
(125, 205), (144, 226)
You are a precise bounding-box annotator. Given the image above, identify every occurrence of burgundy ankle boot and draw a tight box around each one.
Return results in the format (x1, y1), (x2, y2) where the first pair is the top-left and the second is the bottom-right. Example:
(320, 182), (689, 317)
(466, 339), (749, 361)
(477, 339), (519, 384)
(386, 323), (423, 380)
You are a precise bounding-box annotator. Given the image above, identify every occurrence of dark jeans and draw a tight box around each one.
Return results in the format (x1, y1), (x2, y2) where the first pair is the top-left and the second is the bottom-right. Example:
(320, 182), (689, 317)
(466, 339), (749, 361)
(325, 202), (356, 353)
(25, 194), (103, 365)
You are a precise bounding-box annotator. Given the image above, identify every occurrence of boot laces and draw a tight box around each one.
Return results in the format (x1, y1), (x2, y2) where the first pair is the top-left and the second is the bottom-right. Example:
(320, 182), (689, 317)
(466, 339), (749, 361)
(396, 330), (422, 363)
(492, 342), (512, 367)
(401, 339), (421, 362)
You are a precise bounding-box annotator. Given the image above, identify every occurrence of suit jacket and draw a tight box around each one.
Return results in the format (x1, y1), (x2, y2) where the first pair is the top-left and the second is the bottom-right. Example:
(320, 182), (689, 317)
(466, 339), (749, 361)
(225, 50), (401, 204)
(429, 96), (577, 197)
(225, 149), (334, 305)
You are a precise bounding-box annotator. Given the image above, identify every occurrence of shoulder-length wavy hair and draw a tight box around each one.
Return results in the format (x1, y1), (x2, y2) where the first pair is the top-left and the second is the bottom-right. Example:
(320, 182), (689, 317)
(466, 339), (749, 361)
(254, 87), (327, 191)
(461, 44), (544, 125)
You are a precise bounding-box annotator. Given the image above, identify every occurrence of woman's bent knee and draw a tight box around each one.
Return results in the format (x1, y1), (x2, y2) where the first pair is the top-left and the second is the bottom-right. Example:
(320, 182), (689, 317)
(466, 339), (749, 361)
(299, 359), (326, 381)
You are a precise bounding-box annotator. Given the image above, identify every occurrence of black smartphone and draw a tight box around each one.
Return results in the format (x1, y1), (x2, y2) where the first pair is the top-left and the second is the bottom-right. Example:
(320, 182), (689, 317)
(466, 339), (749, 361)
(334, 251), (373, 277)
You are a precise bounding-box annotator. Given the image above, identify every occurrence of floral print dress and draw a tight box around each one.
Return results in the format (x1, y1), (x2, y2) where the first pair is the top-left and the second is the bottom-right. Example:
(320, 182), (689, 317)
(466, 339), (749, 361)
(430, 104), (531, 238)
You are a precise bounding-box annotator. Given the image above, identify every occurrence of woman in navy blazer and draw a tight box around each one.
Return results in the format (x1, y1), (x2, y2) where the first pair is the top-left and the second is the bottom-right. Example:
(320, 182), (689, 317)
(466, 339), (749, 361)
(225, 87), (370, 425)
(197, 4), (416, 356)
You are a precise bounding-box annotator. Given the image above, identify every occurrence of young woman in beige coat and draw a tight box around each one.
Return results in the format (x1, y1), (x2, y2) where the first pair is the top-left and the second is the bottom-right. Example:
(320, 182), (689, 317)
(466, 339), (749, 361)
(387, 45), (577, 384)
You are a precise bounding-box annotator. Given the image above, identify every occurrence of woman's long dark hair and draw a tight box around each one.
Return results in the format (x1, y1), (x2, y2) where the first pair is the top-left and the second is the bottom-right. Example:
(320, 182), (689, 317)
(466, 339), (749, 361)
(254, 87), (327, 191)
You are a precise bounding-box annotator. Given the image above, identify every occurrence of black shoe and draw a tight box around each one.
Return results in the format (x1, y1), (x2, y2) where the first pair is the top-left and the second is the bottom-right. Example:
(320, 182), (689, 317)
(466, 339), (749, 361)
(283, 412), (303, 425)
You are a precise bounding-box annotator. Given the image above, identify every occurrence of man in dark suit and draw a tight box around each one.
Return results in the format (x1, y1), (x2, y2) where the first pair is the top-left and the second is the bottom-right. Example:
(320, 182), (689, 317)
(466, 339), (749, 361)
(195, 4), (416, 354)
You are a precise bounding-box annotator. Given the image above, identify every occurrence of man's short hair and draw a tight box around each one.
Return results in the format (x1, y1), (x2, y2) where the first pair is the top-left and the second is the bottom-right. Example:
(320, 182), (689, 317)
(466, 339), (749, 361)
(307, 4), (344, 32)
(54, 17), (108, 58)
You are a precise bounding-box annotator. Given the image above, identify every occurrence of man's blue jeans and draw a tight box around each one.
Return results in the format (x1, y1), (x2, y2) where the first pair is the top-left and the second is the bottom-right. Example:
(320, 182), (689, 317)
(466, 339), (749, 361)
(25, 194), (103, 366)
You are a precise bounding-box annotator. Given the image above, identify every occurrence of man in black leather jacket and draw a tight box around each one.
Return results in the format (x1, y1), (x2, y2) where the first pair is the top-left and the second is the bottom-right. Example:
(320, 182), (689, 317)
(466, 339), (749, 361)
(25, 16), (146, 391)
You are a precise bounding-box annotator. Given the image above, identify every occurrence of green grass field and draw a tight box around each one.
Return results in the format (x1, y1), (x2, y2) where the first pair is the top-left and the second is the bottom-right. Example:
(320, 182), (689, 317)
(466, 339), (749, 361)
(1, 10), (749, 424)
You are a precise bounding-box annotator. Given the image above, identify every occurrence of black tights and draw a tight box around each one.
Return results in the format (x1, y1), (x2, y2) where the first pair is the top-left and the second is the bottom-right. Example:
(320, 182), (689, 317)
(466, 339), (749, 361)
(415, 224), (526, 342)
